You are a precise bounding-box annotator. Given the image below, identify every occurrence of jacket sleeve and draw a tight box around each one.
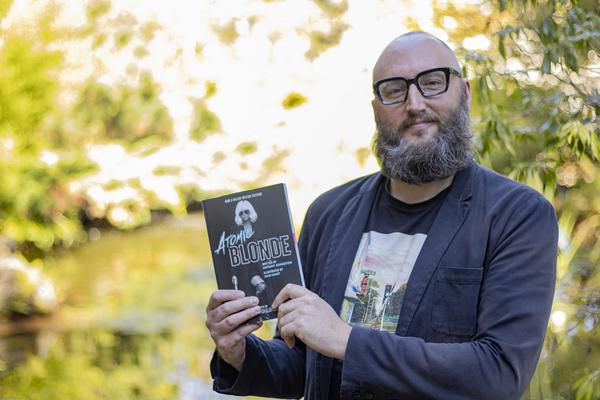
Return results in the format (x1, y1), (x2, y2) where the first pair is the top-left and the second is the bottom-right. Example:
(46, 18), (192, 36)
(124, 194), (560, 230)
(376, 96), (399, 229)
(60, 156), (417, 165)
(340, 196), (558, 400)
(210, 207), (316, 398)
(210, 334), (306, 398)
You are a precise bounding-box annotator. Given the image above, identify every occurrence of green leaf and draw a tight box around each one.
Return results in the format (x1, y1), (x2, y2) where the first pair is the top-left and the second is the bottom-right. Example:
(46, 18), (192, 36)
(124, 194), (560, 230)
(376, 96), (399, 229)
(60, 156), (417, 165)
(189, 100), (221, 142)
(0, 0), (13, 20)
(235, 141), (258, 155)
(564, 48), (579, 72)
(499, 34), (506, 59)
(541, 54), (551, 74)
(282, 92), (308, 109)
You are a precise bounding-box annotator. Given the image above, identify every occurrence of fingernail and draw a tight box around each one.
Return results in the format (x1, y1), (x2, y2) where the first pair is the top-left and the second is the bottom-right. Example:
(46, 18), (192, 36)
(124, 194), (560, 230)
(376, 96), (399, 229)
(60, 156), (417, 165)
(251, 297), (259, 305)
(238, 291), (245, 298)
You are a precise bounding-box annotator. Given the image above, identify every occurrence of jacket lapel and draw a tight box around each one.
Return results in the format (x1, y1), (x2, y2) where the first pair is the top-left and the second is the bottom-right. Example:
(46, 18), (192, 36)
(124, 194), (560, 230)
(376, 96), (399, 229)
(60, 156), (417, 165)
(317, 173), (383, 400)
(395, 163), (475, 336)
(321, 173), (384, 312)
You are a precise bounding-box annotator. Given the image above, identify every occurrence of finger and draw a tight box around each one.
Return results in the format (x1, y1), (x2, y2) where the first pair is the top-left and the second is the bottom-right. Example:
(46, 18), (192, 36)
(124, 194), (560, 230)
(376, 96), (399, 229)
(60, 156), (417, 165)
(207, 289), (245, 311)
(285, 336), (296, 349)
(279, 320), (298, 349)
(272, 284), (309, 309)
(211, 296), (260, 323)
(277, 307), (299, 328)
(234, 319), (263, 338)
(276, 297), (303, 320)
(214, 305), (262, 336)
(216, 320), (263, 350)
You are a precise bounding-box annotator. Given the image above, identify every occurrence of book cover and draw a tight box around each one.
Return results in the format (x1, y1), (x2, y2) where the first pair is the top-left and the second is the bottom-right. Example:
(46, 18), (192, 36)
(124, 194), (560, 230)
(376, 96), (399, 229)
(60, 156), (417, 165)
(202, 183), (305, 322)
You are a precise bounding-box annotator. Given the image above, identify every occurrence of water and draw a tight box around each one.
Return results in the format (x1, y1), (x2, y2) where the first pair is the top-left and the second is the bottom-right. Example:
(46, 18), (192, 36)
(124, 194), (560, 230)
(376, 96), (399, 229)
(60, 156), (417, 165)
(0, 214), (274, 399)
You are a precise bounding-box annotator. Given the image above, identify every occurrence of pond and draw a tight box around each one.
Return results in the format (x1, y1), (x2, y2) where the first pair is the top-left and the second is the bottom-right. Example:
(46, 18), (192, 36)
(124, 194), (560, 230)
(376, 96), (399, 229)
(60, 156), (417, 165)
(0, 213), (275, 399)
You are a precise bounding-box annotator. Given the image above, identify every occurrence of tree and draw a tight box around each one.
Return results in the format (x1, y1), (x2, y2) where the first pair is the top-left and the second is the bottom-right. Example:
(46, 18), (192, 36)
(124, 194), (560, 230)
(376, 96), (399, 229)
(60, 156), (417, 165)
(429, 1), (599, 398)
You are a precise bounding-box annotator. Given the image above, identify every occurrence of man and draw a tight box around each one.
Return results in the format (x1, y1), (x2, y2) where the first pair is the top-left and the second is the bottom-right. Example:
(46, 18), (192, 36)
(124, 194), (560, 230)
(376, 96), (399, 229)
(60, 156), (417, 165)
(205, 31), (558, 399)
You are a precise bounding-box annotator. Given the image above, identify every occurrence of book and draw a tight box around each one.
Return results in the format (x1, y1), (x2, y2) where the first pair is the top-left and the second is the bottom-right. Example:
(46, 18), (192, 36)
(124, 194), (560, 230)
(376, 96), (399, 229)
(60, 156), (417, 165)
(202, 183), (305, 322)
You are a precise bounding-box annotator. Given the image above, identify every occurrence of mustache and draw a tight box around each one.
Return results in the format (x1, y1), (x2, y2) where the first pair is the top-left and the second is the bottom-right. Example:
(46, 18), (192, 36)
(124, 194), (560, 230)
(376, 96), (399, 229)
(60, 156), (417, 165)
(401, 112), (438, 130)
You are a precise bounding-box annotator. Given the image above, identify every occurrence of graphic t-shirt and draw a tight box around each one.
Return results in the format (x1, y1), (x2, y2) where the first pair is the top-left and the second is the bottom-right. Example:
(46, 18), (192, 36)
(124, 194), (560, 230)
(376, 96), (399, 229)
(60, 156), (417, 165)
(329, 178), (450, 399)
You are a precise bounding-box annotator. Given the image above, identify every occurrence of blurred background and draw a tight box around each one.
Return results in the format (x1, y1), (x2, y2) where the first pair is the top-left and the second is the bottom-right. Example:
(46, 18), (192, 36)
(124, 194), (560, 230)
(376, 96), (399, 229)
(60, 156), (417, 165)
(0, 0), (598, 399)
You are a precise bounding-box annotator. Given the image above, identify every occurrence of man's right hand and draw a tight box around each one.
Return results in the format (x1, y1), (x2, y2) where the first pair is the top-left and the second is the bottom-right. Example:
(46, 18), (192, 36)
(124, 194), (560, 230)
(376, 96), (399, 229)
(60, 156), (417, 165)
(205, 290), (263, 371)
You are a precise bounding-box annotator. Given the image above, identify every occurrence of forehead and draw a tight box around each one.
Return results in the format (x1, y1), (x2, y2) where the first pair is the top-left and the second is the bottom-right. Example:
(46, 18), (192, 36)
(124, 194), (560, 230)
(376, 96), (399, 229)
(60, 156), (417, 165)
(373, 37), (459, 81)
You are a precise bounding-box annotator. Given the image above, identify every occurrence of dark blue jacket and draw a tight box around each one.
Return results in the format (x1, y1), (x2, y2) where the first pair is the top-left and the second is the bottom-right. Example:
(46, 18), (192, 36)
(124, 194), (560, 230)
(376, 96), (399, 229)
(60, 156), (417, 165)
(211, 162), (558, 399)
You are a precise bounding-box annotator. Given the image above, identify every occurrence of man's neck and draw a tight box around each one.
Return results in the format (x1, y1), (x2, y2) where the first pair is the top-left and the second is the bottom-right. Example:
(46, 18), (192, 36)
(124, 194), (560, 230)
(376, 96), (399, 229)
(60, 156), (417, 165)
(389, 174), (455, 204)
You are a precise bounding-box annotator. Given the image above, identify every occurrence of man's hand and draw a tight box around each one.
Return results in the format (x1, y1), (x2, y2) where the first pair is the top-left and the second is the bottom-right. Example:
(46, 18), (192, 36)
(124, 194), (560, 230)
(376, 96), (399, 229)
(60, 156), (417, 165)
(272, 284), (352, 360)
(205, 290), (263, 371)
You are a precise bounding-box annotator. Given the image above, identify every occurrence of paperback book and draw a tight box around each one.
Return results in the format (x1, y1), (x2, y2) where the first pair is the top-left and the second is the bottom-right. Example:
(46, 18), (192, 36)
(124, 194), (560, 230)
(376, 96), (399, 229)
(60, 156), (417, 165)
(202, 183), (305, 322)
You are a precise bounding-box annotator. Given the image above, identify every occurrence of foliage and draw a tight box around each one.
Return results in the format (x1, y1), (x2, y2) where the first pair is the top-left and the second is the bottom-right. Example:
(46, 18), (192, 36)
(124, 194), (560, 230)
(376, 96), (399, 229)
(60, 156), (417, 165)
(304, 21), (349, 61)
(282, 92), (308, 109)
(0, 0), (229, 254)
(236, 142), (259, 155)
(64, 73), (173, 151)
(574, 369), (600, 400)
(430, 0), (599, 398)
(211, 19), (240, 46)
(189, 99), (222, 143)
(0, 5), (95, 253)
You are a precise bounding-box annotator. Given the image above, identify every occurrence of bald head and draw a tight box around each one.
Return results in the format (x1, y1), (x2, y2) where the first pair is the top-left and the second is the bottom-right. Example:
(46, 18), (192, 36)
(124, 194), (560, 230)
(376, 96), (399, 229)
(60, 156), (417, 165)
(373, 32), (461, 81)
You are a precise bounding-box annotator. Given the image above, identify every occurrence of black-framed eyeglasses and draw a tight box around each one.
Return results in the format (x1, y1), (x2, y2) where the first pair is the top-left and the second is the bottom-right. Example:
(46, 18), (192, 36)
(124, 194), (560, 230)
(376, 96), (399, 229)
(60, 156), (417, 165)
(373, 67), (463, 105)
(239, 210), (250, 217)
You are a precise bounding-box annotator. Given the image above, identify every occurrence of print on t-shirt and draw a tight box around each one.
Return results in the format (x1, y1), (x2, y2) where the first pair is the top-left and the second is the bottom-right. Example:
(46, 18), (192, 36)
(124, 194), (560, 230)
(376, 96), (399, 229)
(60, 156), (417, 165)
(340, 230), (426, 332)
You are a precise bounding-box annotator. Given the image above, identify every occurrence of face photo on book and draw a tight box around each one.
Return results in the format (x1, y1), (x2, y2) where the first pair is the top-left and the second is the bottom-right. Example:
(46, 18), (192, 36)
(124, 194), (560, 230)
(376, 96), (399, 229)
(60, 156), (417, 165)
(234, 200), (258, 239)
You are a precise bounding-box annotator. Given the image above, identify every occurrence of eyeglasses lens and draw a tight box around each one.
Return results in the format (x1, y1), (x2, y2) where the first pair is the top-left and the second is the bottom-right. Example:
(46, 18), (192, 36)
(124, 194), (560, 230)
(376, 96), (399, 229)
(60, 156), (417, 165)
(378, 70), (448, 104)
(418, 71), (447, 95)
(379, 80), (407, 104)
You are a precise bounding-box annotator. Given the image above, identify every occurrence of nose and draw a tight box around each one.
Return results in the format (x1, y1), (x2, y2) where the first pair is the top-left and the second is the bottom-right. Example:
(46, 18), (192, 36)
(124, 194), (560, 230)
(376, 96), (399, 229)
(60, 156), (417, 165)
(404, 83), (426, 113)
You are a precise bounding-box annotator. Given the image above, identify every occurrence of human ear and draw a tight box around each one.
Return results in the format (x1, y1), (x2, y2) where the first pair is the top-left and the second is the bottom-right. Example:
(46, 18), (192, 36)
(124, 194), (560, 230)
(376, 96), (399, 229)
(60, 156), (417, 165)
(464, 80), (472, 104)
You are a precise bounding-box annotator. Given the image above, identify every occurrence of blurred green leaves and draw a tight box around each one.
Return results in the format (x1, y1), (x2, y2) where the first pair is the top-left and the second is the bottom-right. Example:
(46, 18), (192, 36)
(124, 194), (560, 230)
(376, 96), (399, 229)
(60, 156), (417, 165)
(575, 369), (600, 400)
(211, 19), (239, 45)
(190, 99), (222, 143)
(0, 37), (62, 149)
(304, 21), (349, 61)
(432, 1), (599, 397)
(282, 92), (308, 109)
(69, 73), (173, 150)
(0, 0), (292, 256)
(0, 0), (13, 20)
(312, 0), (348, 19)
(236, 142), (258, 155)
(0, 2), (177, 254)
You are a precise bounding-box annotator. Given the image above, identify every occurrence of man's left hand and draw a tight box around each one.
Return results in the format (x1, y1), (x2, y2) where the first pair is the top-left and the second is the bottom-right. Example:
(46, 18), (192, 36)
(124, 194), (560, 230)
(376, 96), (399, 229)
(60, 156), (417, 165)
(272, 284), (352, 360)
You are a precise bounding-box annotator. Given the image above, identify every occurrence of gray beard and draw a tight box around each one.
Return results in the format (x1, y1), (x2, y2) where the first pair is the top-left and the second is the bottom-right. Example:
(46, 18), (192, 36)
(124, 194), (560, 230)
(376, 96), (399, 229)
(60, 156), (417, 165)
(372, 91), (474, 185)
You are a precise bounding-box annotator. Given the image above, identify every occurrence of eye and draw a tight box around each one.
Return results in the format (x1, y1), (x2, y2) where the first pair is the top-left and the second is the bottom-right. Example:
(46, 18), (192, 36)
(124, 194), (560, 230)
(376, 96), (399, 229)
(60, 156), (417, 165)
(421, 78), (443, 87)
(385, 88), (403, 95)
(380, 82), (406, 98)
